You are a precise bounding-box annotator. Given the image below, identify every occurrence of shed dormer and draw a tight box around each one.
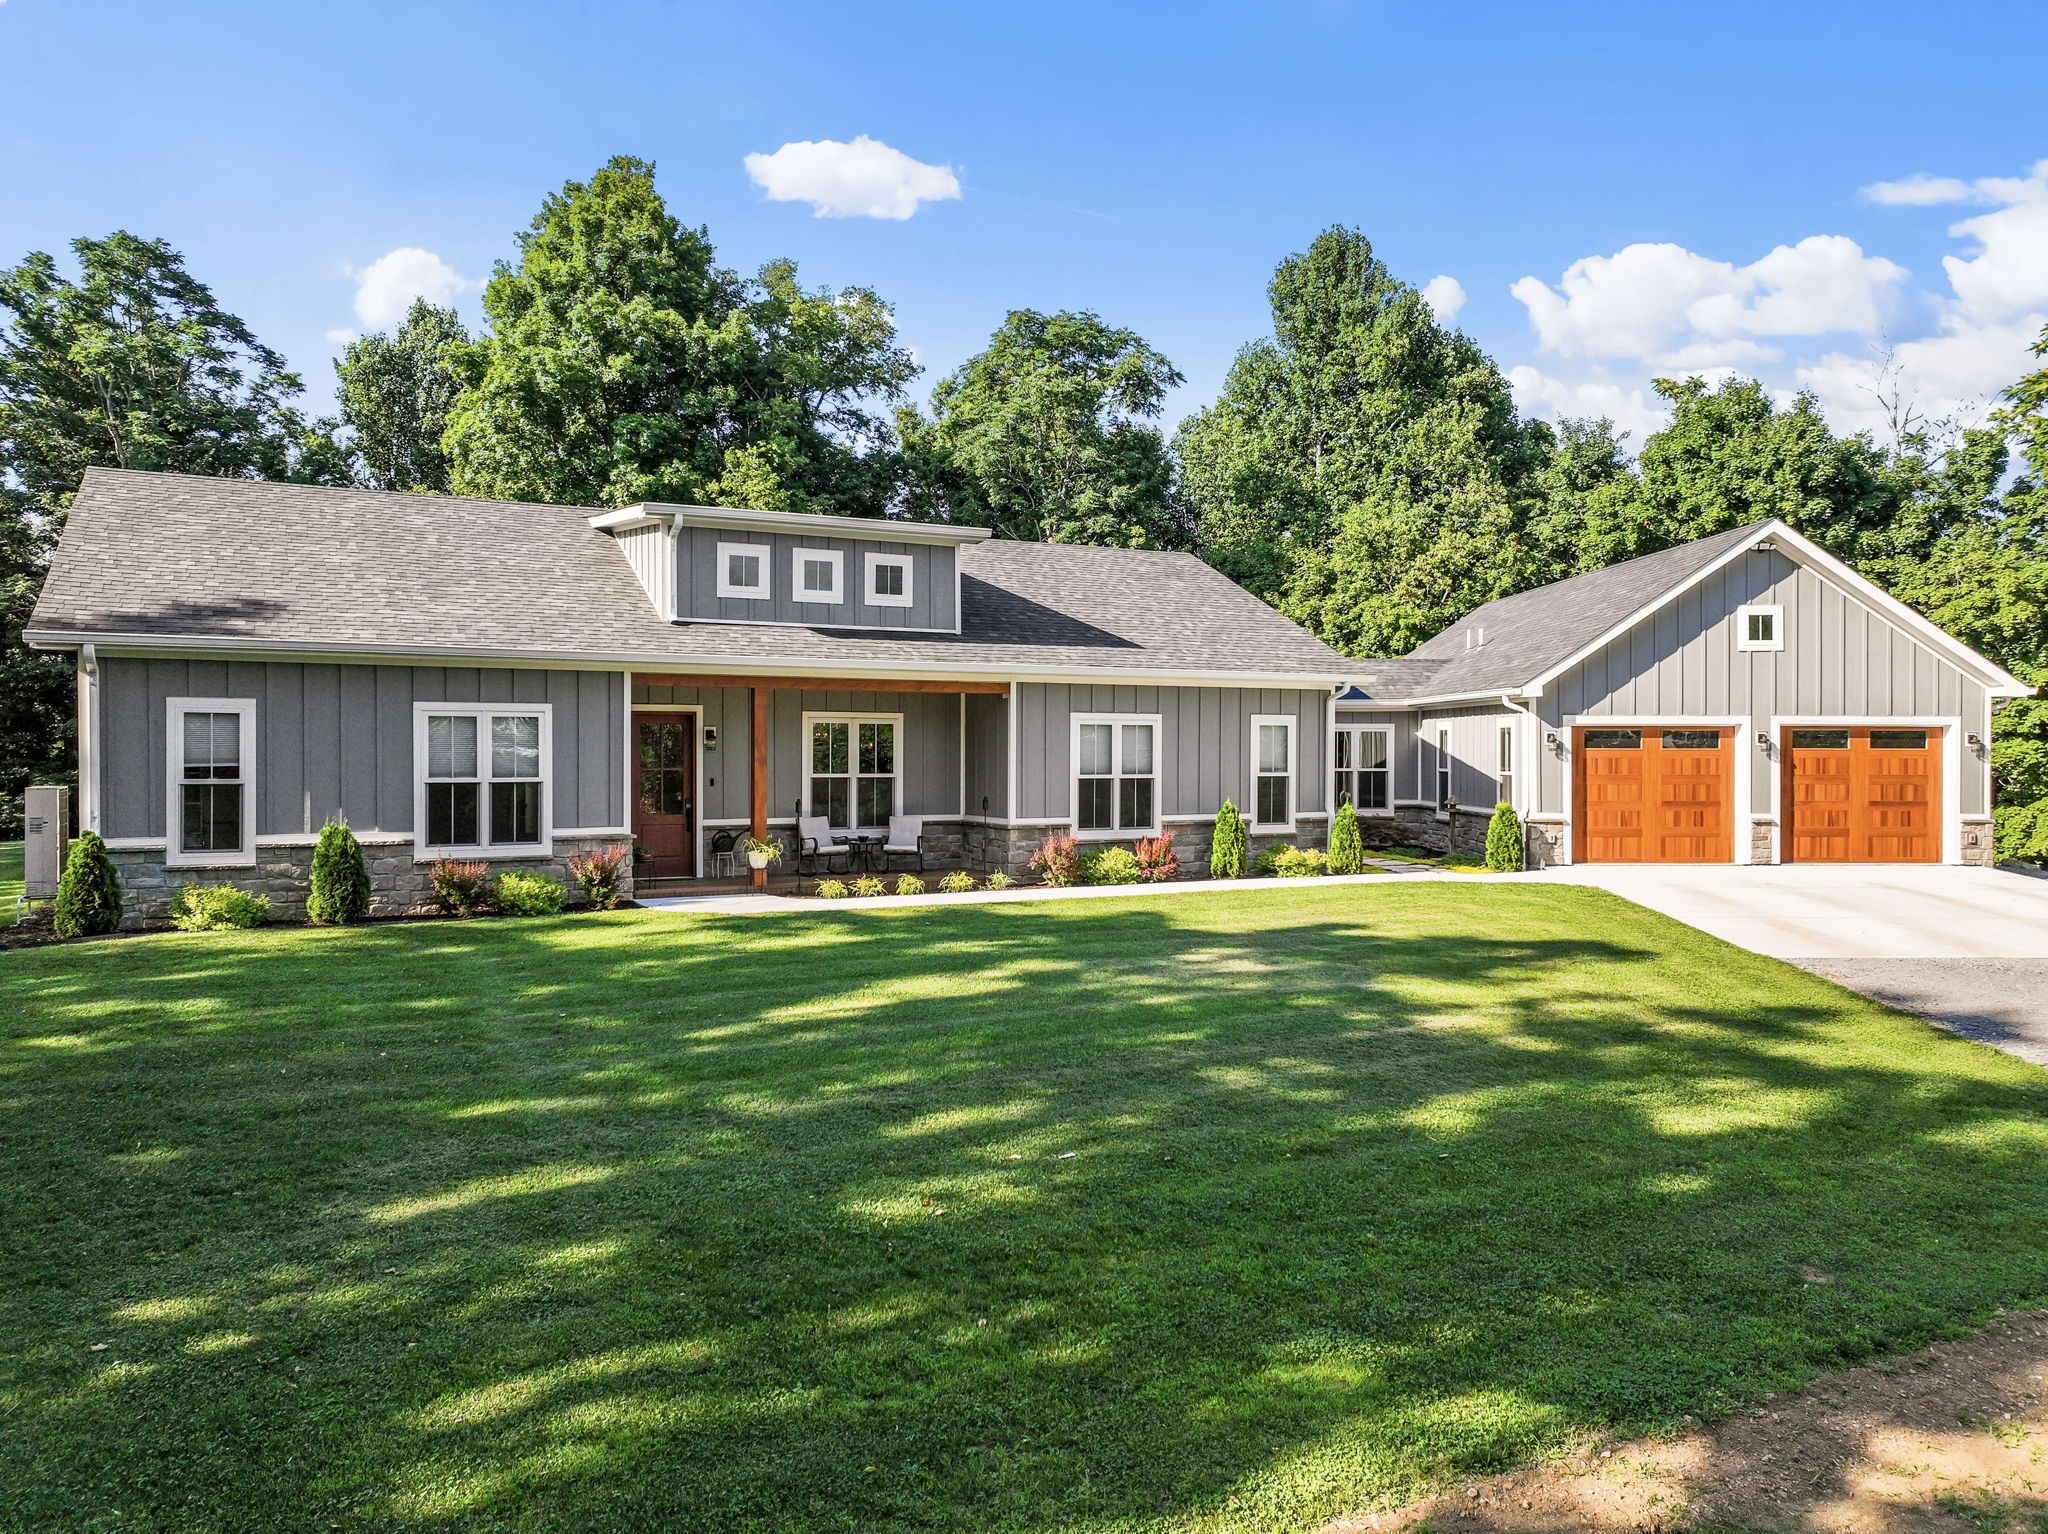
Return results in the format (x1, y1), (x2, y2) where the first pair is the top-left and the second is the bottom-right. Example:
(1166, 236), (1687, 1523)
(590, 504), (990, 634)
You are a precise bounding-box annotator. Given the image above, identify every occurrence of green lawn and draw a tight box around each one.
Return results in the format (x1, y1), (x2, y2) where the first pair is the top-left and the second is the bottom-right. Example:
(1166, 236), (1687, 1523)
(0, 839), (21, 927)
(3, 885), (2046, 1532)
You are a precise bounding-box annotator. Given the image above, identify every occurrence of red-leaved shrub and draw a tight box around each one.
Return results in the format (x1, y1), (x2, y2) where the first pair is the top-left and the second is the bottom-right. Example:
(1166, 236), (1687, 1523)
(568, 846), (629, 909)
(1134, 831), (1180, 882)
(1028, 829), (1083, 887)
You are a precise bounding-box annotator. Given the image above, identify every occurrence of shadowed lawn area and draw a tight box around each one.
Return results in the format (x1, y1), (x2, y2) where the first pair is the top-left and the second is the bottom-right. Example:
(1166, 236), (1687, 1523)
(3, 883), (2046, 1531)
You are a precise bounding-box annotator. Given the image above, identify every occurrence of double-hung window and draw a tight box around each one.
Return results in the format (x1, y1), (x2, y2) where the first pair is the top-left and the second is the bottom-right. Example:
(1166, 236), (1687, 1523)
(1073, 715), (1158, 835)
(416, 704), (550, 856)
(167, 698), (255, 867)
(1434, 727), (1453, 813)
(807, 714), (899, 829)
(1497, 725), (1515, 808)
(716, 542), (769, 600)
(1251, 715), (1296, 828)
(1334, 724), (1390, 812)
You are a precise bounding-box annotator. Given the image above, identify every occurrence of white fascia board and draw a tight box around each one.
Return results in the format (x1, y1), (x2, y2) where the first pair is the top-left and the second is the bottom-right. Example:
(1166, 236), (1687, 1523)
(604, 502), (992, 547)
(26, 629), (1356, 689)
(586, 510), (665, 533)
(1522, 519), (2032, 700)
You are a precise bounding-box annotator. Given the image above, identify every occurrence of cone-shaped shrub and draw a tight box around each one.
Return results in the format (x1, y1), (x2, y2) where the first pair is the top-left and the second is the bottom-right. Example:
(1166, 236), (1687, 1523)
(1328, 802), (1364, 874)
(53, 830), (122, 937)
(307, 820), (371, 924)
(1485, 801), (1525, 871)
(1210, 800), (1248, 879)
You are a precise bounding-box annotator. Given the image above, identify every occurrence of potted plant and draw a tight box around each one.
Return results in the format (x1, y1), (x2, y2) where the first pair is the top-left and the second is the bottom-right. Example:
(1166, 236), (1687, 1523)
(740, 834), (783, 872)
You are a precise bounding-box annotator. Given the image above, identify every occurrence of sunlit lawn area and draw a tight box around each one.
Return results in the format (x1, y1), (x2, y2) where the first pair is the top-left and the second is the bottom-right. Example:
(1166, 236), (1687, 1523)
(4, 883), (2046, 1531)
(0, 839), (21, 927)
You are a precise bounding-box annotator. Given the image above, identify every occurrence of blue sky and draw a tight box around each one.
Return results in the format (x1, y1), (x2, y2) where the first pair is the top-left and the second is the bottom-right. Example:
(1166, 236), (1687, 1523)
(3, 0), (2045, 448)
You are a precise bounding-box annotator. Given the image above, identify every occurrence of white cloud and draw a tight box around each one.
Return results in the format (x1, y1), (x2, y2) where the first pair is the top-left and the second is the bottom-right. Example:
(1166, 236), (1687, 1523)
(1860, 174), (1977, 207)
(325, 327), (358, 345)
(1943, 197), (2048, 321)
(1421, 274), (1465, 323)
(347, 247), (469, 331)
(743, 135), (961, 220)
(1799, 313), (2046, 441)
(1511, 236), (1905, 363)
(1506, 365), (1676, 446)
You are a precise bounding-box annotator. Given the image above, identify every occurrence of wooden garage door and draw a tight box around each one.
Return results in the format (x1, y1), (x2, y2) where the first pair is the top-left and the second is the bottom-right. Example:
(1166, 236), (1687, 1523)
(1575, 726), (1734, 863)
(1783, 727), (1941, 863)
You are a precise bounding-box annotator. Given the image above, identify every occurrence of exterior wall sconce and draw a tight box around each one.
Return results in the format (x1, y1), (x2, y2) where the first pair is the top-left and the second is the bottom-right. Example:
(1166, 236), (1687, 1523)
(1967, 732), (1983, 748)
(1756, 731), (1772, 749)
(703, 726), (720, 749)
(1544, 731), (1560, 750)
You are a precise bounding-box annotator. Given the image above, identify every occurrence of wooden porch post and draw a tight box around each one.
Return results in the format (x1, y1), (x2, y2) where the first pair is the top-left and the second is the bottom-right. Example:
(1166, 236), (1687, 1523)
(750, 684), (769, 888)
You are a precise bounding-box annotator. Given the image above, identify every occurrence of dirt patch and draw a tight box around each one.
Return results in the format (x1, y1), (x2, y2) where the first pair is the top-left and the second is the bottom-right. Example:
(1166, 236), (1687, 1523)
(1330, 1313), (2048, 1533)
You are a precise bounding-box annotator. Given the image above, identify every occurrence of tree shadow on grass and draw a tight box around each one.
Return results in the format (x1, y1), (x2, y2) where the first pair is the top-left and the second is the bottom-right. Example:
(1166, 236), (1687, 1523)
(3, 883), (2047, 1531)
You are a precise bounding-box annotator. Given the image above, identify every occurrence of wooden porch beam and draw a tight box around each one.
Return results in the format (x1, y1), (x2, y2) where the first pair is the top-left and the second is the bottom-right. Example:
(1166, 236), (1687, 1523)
(750, 684), (768, 889)
(635, 673), (1009, 696)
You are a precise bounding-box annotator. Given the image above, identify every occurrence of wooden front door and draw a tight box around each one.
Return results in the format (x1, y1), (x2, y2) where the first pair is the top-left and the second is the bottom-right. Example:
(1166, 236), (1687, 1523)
(1783, 727), (1940, 862)
(633, 713), (697, 879)
(1574, 726), (1733, 863)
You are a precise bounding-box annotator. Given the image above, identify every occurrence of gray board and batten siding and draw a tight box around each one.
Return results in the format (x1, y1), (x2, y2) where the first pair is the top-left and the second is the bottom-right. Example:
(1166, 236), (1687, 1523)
(1010, 683), (1331, 824)
(96, 657), (626, 842)
(1534, 544), (1993, 817)
(675, 525), (959, 632)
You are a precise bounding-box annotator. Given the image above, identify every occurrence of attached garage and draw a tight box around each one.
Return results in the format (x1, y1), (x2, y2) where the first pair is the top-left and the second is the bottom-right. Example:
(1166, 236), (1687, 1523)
(1574, 726), (1734, 863)
(1783, 726), (1941, 863)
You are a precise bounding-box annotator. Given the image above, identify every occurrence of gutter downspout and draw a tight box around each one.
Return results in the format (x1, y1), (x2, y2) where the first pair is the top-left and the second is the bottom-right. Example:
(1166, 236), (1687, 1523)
(1499, 692), (1540, 861)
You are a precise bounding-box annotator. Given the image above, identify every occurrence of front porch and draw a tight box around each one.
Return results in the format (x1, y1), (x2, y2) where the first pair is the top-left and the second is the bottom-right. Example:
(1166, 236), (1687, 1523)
(629, 671), (1015, 890)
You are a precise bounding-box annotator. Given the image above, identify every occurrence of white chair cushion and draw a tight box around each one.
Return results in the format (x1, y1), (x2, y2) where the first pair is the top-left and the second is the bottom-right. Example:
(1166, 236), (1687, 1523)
(886, 815), (923, 848)
(798, 816), (848, 848)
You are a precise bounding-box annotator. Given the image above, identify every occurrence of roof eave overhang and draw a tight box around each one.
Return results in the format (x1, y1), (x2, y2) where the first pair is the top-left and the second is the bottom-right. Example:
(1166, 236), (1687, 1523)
(24, 628), (1355, 690)
(592, 503), (993, 547)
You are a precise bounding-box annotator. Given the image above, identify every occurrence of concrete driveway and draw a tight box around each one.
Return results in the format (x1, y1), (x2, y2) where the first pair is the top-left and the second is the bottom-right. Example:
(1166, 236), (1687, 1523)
(1546, 862), (2048, 1064)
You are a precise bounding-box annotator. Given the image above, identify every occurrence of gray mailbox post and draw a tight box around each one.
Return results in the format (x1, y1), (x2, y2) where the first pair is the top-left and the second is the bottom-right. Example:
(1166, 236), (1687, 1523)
(23, 784), (70, 912)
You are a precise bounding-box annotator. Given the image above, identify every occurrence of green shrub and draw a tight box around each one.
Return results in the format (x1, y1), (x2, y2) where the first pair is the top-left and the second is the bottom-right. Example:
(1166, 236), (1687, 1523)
(167, 883), (269, 932)
(1328, 803), (1364, 875)
(1260, 845), (1327, 878)
(893, 873), (926, 896)
(430, 859), (494, 915)
(1028, 830), (1083, 887)
(306, 820), (371, 925)
(983, 870), (1015, 891)
(1134, 832), (1180, 881)
(814, 878), (851, 899)
(492, 870), (565, 916)
(851, 875), (887, 898)
(1485, 801), (1525, 872)
(53, 831), (122, 937)
(1084, 846), (1144, 885)
(568, 846), (629, 908)
(937, 870), (977, 894)
(1209, 800), (1248, 879)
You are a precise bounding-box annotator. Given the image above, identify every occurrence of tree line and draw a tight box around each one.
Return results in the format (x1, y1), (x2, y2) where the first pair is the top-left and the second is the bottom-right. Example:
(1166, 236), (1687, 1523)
(2, 156), (2044, 854)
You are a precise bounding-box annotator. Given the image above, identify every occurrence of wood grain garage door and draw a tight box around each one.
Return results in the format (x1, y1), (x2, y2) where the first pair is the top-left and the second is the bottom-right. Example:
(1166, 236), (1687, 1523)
(1783, 727), (1941, 862)
(1574, 726), (1734, 863)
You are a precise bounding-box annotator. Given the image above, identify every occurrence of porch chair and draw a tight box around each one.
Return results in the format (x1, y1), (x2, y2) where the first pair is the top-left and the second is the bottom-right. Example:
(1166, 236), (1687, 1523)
(796, 815), (853, 876)
(708, 828), (742, 880)
(881, 815), (926, 873)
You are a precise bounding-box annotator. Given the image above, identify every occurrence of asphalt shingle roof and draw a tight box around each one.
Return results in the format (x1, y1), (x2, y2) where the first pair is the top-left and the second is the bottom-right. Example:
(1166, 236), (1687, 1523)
(27, 469), (1356, 681)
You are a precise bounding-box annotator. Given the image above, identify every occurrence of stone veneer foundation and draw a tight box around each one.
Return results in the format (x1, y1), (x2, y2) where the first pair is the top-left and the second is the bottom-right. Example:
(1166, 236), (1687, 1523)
(109, 834), (635, 929)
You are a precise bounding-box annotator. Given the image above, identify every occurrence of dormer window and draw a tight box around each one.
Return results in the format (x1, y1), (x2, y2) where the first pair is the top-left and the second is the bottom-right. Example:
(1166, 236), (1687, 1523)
(1737, 604), (1783, 652)
(865, 552), (914, 609)
(716, 542), (769, 599)
(792, 547), (844, 605)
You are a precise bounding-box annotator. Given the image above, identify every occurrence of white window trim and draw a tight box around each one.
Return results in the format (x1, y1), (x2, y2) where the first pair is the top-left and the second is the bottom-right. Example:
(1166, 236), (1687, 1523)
(715, 541), (771, 600)
(801, 710), (904, 830)
(864, 551), (915, 609)
(165, 697), (257, 868)
(1497, 723), (1515, 810)
(791, 546), (845, 605)
(1737, 603), (1784, 652)
(1334, 723), (1394, 817)
(1249, 713), (1297, 830)
(1430, 726), (1453, 818)
(412, 702), (554, 861)
(1069, 712), (1162, 840)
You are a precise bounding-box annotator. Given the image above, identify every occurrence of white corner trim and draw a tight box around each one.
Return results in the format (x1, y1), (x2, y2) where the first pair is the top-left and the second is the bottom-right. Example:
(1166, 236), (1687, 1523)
(164, 697), (257, 869)
(714, 540), (771, 600)
(864, 550), (915, 609)
(790, 546), (846, 606)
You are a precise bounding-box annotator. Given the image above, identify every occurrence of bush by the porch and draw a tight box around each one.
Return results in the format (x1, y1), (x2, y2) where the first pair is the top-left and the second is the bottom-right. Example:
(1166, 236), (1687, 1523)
(1029, 830), (1083, 887)
(306, 821), (370, 925)
(1084, 846), (1144, 885)
(492, 870), (565, 916)
(1209, 800), (1248, 878)
(1134, 831), (1180, 881)
(1328, 802), (1364, 874)
(1486, 801), (1526, 871)
(167, 883), (269, 932)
